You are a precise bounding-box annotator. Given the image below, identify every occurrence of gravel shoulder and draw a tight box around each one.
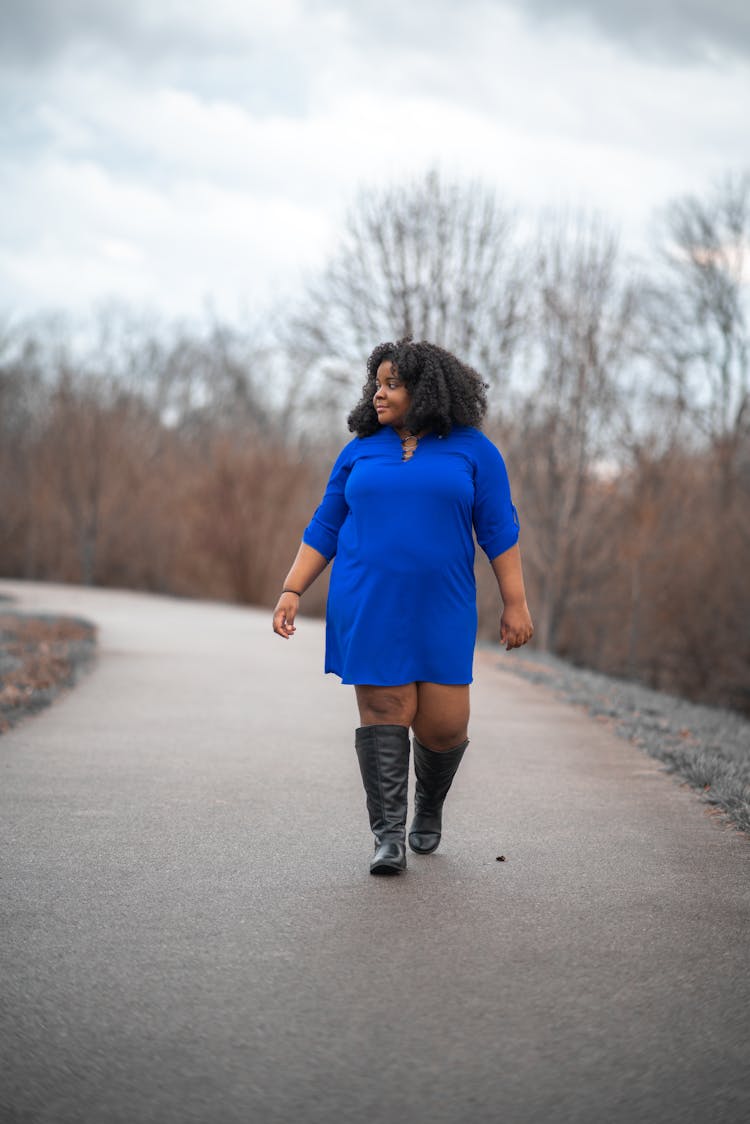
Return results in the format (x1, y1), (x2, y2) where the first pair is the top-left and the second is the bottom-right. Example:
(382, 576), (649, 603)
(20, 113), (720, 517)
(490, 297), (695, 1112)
(488, 646), (750, 836)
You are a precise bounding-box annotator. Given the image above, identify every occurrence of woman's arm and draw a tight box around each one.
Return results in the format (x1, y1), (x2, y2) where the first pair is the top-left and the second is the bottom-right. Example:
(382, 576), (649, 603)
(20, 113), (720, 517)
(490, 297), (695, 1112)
(273, 440), (354, 639)
(272, 542), (329, 639)
(490, 543), (534, 650)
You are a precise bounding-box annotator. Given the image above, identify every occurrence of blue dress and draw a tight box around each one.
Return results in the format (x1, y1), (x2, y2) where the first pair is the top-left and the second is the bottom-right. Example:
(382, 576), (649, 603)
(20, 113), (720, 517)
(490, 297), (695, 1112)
(303, 426), (520, 686)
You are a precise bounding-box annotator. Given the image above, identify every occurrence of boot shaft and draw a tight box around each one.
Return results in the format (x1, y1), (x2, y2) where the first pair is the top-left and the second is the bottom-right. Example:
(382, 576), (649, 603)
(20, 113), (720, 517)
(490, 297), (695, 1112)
(413, 736), (469, 815)
(355, 724), (410, 843)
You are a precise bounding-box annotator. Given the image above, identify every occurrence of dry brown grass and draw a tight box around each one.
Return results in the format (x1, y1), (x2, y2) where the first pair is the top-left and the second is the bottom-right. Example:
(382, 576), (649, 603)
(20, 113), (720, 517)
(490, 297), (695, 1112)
(0, 613), (97, 733)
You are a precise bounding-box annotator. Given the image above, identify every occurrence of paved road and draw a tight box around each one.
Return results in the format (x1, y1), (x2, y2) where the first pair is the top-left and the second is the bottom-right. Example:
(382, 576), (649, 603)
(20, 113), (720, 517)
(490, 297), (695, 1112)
(1, 580), (748, 1124)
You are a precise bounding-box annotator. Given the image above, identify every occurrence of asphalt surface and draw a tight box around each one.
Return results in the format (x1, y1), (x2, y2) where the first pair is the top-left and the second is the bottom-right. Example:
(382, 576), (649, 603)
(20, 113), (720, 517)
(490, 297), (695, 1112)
(1, 580), (748, 1124)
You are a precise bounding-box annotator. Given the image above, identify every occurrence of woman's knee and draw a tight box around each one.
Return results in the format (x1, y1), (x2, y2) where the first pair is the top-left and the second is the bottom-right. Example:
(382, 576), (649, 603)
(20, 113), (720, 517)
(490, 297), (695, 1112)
(355, 684), (417, 727)
(412, 721), (469, 752)
(412, 682), (470, 750)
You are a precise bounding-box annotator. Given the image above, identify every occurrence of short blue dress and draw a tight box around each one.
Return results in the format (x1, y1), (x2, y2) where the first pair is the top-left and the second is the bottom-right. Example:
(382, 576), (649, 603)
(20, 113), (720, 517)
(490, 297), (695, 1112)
(303, 425), (520, 686)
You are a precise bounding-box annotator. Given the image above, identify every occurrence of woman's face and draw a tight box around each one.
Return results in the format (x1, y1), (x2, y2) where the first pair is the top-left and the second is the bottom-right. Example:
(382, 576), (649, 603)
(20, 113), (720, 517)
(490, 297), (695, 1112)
(373, 360), (411, 430)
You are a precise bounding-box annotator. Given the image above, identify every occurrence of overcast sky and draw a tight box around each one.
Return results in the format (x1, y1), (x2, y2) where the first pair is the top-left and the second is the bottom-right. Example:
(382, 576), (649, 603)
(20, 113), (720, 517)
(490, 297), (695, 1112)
(1, 0), (748, 325)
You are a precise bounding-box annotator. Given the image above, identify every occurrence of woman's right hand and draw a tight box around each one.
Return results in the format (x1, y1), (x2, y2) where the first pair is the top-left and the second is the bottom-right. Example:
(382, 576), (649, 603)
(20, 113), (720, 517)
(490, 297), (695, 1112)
(272, 592), (300, 639)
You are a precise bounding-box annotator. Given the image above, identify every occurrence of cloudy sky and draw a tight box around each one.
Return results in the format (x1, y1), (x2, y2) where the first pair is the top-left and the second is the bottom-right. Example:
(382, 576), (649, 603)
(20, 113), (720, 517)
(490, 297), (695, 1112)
(1, 0), (748, 324)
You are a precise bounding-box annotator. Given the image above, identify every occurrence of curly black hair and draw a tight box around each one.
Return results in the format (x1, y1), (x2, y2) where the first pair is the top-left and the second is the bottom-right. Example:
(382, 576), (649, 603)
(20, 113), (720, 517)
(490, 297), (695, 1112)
(347, 338), (489, 438)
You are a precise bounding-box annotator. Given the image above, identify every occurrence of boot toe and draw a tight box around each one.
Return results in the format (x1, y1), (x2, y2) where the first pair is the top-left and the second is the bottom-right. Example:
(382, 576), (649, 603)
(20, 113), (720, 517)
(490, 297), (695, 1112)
(370, 840), (406, 875)
(408, 830), (441, 854)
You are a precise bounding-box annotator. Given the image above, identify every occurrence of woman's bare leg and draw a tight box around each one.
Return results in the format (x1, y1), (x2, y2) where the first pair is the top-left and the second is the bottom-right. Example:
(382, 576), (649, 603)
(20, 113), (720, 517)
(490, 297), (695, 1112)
(355, 683), (418, 727)
(412, 682), (470, 750)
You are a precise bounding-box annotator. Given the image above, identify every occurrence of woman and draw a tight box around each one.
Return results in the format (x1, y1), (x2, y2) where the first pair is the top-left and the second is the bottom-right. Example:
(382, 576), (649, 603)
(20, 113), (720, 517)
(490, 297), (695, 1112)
(273, 338), (534, 876)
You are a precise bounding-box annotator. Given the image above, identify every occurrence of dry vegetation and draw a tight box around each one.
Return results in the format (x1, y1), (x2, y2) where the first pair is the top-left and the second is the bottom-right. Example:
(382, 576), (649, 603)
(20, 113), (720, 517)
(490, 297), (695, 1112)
(0, 612), (97, 732)
(1, 170), (748, 713)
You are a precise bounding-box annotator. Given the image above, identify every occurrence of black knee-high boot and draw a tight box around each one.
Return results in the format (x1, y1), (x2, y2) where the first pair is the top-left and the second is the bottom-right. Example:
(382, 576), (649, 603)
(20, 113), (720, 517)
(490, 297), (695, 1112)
(355, 724), (410, 875)
(408, 736), (469, 854)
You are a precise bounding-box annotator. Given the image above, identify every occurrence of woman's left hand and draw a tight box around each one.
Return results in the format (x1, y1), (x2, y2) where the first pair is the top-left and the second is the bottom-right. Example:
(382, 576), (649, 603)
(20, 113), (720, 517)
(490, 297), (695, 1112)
(273, 592), (300, 639)
(500, 601), (534, 651)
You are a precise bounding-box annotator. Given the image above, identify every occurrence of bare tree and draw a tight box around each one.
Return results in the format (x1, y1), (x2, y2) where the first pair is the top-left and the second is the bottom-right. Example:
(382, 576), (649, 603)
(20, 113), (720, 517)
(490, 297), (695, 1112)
(285, 169), (526, 427)
(0, 321), (66, 576)
(507, 213), (638, 650)
(641, 171), (750, 504)
(30, 372), (164, 584)
(83, 304), (277, 439)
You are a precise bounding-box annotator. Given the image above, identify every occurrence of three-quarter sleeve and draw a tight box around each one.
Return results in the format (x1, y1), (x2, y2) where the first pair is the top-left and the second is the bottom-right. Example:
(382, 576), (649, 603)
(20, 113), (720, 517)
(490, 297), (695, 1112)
(302, 440), (355, 561)
(472, 434), (520, 561)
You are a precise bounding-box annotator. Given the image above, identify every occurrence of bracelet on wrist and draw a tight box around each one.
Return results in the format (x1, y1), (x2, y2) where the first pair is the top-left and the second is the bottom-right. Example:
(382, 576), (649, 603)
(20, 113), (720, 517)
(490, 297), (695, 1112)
(282, 588), (302, 596)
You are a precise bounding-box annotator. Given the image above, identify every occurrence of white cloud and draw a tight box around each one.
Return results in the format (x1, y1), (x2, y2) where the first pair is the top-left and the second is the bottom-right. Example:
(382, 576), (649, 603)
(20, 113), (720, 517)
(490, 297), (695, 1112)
(0, 0), (748, 323)
(0, 154), (333, 317)
(518, 0), (750, 63)
(0, 0), (312, 63)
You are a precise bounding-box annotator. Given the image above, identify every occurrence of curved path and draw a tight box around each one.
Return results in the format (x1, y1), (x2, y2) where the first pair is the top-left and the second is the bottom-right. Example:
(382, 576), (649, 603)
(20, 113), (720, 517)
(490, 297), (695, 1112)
(1, 580), (748, 1124)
